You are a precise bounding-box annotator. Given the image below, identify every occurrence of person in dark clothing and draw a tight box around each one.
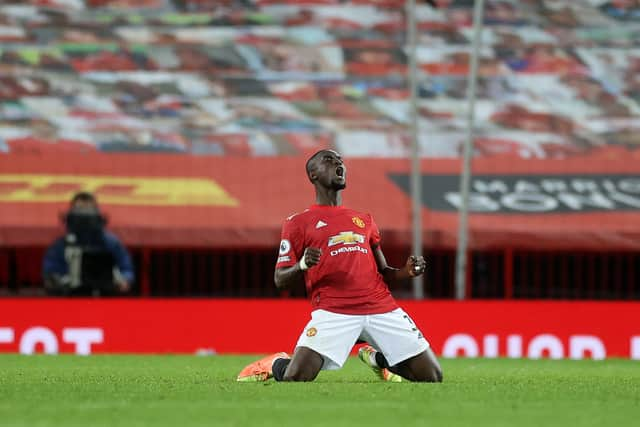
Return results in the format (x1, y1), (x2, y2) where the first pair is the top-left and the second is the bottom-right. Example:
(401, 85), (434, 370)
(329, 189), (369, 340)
(43, 192), (134, 296)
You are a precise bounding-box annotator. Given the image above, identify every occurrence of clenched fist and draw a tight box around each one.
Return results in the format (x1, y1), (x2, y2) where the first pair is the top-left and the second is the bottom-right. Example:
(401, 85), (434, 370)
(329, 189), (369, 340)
(300, 247), (322, 271)
(406, 255), (426, 277)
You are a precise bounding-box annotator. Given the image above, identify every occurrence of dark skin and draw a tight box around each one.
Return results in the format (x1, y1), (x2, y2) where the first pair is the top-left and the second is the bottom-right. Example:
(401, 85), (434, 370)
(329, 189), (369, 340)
(274, 150), (442, 382)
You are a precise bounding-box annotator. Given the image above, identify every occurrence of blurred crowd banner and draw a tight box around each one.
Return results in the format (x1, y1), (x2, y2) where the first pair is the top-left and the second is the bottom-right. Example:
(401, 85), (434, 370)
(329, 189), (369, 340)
(1, 1), (640, 159)
(0, 299), (638, 359)
(1, 154), (639, 250)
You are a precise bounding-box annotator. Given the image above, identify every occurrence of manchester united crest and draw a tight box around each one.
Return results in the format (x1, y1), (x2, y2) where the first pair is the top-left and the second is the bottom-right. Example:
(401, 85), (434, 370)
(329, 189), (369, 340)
(352, 217), (365, 228)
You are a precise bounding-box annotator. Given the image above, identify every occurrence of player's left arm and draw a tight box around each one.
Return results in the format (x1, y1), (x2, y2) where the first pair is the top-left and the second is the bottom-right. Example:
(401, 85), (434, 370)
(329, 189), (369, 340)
(373, 245), (426, 285)
(369, 214), (426, 284)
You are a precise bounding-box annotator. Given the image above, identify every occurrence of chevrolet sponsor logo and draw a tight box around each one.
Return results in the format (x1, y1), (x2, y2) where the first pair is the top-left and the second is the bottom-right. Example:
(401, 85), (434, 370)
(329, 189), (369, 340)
(0, 174), (238, 206)
(328, 231), (365, 247)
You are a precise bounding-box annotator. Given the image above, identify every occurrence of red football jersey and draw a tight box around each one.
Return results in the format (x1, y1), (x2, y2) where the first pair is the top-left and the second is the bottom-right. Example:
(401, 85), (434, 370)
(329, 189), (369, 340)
(275, 204), (398, 315)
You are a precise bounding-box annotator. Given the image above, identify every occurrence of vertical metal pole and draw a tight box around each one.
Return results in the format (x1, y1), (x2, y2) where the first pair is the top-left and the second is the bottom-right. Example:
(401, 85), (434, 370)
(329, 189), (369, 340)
(407, 0), (423, 299)
(455, 0), (486, 300)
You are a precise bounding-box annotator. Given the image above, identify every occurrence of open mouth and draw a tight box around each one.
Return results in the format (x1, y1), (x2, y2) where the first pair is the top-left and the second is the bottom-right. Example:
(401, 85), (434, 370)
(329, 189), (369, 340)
(335, 166), (345, 178)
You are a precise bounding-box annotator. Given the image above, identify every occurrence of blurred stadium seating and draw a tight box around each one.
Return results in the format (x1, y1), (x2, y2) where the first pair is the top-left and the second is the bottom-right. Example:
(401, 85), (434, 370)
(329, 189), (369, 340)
(1, 0), (639, 299)
(1, 0), (640, 158)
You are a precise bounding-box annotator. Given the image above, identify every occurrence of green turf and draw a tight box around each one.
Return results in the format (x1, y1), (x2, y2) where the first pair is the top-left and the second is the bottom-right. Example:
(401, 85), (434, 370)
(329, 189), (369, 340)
(0, 355), (638, 427)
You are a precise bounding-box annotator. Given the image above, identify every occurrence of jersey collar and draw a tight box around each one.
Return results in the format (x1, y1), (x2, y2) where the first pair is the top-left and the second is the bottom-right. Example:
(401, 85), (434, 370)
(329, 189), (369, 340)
(309, 204), (345, 210)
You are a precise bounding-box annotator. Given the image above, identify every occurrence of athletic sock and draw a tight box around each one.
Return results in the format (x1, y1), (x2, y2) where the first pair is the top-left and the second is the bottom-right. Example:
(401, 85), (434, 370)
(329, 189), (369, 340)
(272, 357), (290, 381)
(374, 351), (390, 369)
(367, 351), (378, 367)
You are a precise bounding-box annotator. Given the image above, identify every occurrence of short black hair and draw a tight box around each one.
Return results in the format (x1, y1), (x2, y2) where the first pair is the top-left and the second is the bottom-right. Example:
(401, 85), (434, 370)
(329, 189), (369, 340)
(305, 150), (326, 178)
(305, 149), (344, 180)
(70, 191), (97, 207)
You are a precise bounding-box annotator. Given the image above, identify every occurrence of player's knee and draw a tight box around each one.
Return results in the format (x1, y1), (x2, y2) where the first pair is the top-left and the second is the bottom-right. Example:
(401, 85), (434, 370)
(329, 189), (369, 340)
(282, 372), (316, 381)
(282, 364), (319, 382)
(417, 366), (443, 383)
(408, 364), (442, 383)
(433, 366), (443, 383)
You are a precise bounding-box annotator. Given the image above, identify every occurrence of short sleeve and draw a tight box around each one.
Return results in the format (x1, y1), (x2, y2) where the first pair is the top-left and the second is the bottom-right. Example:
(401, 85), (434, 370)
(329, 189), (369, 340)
(275, 218), (304, 269)
(369, 214), (381, 247)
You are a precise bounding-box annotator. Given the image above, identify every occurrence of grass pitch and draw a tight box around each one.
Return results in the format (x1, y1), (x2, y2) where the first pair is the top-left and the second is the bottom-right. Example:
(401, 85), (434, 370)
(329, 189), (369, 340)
(0, 355), (638, 427)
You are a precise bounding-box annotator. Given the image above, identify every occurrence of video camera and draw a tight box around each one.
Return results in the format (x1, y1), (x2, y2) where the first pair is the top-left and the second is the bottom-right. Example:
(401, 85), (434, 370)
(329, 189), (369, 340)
(63, 210), (115, 295)
(64, 210), (107, 246)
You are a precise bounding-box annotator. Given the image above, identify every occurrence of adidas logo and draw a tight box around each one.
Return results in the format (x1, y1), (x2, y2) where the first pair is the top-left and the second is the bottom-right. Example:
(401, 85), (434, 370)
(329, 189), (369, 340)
(316, 220), (328, 229)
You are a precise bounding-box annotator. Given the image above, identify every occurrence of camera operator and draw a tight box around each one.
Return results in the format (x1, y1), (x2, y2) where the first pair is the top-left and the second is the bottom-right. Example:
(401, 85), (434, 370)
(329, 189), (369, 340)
(42, 192), (134, 296)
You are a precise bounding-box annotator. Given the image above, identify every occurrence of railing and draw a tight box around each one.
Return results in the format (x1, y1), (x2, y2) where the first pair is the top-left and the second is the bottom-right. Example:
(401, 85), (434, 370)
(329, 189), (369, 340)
(0, 247), (638, 299)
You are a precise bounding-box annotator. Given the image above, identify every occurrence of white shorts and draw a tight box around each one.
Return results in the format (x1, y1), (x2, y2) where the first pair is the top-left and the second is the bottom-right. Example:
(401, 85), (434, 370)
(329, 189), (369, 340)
(295, 308), (430, 370)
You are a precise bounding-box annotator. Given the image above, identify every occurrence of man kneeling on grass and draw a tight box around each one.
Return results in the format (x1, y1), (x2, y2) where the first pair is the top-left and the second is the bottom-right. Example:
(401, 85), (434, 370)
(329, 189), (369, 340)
(237, 150), (442, 383)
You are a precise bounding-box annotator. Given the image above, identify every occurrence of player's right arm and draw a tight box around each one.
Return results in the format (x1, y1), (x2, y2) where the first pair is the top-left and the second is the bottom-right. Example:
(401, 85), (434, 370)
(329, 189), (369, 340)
(273, 216), (321, 290)
(274, 247), (322, 290)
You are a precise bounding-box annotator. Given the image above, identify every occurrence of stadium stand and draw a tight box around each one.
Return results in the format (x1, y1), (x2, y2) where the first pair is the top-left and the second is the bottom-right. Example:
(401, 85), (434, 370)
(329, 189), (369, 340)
(1, 0), (639, 158)
(1, 0), (639, 299)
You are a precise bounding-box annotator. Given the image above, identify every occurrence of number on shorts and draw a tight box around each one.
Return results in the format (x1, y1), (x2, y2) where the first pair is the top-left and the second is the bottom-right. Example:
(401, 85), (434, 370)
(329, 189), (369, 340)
(403, 313), (424, 339)
(403, 314), (415, 325)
